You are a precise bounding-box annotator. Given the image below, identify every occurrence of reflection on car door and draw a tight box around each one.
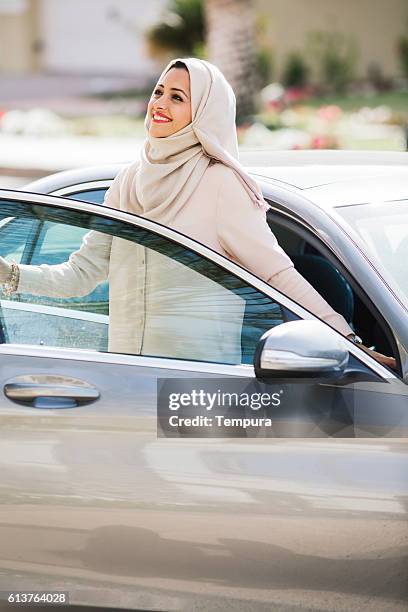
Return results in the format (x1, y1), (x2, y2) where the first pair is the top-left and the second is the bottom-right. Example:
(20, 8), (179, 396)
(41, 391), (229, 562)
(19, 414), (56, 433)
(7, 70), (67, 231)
(0, 192), (406, 611)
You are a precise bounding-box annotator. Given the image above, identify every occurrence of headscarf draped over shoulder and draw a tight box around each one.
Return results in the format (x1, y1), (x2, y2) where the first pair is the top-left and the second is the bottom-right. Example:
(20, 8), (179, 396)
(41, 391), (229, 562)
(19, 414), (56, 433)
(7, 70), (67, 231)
(133, 57), (269, 223)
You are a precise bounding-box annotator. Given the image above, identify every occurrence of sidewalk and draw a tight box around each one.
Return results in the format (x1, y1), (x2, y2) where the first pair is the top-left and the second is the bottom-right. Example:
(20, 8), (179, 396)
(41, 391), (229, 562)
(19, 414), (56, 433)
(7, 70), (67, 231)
(0, 73), (149, 177)
(0, 73), (151, 106)
(0, 134), (144, 175)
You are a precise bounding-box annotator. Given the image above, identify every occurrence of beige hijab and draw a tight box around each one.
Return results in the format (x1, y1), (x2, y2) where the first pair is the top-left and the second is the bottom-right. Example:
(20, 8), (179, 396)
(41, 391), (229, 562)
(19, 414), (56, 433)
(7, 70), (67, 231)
(135, 57), (269, 224)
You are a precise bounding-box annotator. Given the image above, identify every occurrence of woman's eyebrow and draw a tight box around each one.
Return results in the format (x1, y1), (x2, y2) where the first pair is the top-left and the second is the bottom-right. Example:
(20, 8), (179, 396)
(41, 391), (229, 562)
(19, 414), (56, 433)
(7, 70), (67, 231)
(156, 83), (189, 97)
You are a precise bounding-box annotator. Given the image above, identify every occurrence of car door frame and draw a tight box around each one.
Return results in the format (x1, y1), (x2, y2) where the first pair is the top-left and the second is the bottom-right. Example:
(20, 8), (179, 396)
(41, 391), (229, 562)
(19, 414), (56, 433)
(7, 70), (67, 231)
(51, 180), (113, 202)
(0, 188), (398, 382)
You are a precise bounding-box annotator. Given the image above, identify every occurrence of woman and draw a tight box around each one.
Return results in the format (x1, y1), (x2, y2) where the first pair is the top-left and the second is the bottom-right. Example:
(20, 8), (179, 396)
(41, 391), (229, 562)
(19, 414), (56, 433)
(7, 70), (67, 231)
(0, 57), (395, 368)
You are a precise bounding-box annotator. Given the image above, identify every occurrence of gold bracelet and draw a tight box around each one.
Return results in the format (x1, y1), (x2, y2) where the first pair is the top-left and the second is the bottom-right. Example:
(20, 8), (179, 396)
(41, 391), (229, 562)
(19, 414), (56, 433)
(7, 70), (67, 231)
(3, 262), (20, 297)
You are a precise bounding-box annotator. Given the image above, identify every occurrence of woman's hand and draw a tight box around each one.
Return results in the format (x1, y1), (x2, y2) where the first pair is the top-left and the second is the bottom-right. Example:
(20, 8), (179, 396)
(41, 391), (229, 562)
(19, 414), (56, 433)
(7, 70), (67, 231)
(0, 257), (11, 283)
(357, 344), (396, 370)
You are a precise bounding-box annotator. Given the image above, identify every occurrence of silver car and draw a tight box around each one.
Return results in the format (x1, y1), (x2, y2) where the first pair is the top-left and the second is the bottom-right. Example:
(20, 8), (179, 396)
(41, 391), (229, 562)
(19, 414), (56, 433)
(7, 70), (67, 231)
(0, 150), (406, 610)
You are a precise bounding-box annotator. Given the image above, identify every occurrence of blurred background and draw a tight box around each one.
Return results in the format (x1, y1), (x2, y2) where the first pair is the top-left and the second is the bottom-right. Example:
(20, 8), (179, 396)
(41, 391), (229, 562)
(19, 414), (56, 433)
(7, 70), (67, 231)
(1, 0), (407, 188)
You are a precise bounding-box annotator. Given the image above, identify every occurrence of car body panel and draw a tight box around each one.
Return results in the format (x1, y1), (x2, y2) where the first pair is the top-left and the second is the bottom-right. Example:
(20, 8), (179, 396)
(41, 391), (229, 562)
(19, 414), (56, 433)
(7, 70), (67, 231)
(1, 364), (407, 610)
(1, 346), (407, 610)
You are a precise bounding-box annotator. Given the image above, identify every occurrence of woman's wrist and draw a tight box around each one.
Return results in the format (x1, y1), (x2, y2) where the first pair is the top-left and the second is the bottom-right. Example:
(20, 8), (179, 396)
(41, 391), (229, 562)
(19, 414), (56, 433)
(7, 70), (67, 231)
(346, 333), (363, 345)
(3, 262), (20, 296)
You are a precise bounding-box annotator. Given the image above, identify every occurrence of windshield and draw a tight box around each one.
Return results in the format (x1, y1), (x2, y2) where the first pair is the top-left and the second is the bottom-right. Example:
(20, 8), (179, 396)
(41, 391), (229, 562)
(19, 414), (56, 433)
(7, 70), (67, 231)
(335, 200), (408, 307)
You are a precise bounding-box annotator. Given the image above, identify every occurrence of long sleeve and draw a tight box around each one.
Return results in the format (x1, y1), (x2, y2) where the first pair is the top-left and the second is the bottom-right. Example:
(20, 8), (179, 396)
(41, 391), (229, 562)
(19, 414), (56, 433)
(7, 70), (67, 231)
(17, 230), (112, 297)
(271, 266), (353, 336)
(216, 168), (353, 337)
(16, 166), (127, 298)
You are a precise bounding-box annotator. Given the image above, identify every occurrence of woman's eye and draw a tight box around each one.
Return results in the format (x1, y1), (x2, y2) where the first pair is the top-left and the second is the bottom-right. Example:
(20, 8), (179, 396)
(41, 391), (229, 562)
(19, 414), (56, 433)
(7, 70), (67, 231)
(152, 89), (182, 102)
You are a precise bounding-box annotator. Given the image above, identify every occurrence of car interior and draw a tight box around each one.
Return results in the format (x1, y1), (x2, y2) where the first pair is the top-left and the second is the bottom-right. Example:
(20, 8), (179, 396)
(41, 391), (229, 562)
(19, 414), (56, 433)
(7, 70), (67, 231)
(266, 210), (398, 364)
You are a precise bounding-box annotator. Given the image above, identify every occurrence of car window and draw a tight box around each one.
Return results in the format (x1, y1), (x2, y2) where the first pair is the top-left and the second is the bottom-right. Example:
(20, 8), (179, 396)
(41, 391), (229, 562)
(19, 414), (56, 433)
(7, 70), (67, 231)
(0, 199), (289, 364)
(27, 220), (109, 318)
(0, 217), (38, 264)
(266, 208), (397, 360)
(24, 185), (111, 315)
(31, 222), (91, 265)
(336, 200), (408, 306)
(66, 189), (108, 205)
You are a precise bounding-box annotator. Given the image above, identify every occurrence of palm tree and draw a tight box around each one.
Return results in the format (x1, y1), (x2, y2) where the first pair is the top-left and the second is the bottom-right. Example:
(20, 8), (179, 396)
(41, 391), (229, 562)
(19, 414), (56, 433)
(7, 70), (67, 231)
(204, 0), (258, 121)
(145, 0), (259, 120)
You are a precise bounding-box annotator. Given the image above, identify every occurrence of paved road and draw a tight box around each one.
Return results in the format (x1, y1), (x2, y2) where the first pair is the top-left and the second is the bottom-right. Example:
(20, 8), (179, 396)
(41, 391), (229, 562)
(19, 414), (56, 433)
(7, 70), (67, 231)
(0, 134), (143, 175)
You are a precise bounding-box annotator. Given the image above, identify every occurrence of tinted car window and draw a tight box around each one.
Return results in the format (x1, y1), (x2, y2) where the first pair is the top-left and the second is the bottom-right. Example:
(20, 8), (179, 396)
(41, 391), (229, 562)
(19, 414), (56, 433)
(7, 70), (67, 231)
(31, 222), (91, 266)
(0, 199), (286, 363)
(25, 188), (111, 311)
(0, 217), (38, 264)
(28, 220), (109, 315)
(68, 189), (108, 204)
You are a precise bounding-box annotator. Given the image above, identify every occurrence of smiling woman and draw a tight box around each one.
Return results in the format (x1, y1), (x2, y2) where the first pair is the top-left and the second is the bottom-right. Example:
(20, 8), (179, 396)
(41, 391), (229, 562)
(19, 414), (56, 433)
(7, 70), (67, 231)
(0, 57), (396, 369)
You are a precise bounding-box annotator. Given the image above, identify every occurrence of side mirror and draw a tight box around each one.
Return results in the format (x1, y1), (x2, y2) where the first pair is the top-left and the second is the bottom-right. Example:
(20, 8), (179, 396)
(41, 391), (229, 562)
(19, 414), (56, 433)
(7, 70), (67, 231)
(254, 320), (349, 379)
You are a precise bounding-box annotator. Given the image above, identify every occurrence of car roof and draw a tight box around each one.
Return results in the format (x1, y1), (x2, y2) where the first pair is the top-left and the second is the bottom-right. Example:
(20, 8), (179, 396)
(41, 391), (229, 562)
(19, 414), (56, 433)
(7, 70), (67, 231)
(246, 150), (408, 208)
(23, 163), (124, 195)
(24, 149), (408, 208)
(250, 162), (408, 189)
(298, 176), (408, 208)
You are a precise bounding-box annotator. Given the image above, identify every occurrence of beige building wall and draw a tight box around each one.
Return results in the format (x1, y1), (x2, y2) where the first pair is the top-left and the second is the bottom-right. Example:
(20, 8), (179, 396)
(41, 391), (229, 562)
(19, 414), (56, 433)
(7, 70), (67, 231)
(256, 0), (408, 80)
(0, 0), (165, 76)
(1, 0), (407, 78)
(0, 0), (41, 73)
(38, 0), (165, 75)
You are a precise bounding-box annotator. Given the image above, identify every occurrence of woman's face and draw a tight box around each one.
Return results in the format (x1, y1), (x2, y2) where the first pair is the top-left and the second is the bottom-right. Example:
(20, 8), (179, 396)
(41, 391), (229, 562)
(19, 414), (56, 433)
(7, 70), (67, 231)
(147, 67), (192, 137)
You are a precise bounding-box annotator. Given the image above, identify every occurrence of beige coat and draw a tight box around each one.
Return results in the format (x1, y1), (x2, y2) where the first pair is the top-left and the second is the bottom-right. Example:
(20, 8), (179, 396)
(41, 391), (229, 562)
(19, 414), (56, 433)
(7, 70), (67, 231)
(18, 161), (353, 362)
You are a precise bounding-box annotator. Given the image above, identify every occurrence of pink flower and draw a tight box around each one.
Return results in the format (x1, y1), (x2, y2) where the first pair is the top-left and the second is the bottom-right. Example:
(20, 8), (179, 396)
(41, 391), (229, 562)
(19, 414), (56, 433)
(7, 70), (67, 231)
(317, 105), (343, 122)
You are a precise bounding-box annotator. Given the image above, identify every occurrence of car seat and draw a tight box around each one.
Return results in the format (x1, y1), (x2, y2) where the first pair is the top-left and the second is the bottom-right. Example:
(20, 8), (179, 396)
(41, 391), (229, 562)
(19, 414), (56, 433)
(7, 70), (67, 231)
(291, 254), (354, 324)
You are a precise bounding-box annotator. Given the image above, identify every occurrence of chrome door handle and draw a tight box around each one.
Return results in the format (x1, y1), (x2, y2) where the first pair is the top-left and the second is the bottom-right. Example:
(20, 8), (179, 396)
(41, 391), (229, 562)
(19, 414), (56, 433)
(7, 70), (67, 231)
(4, 374), (100, 409)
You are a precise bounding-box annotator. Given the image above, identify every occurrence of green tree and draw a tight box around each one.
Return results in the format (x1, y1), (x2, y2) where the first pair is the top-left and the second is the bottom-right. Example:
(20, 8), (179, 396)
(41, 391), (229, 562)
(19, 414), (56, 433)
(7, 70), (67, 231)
(282, 52), (309, 88)
(306, 30), (358, 94)
(145, 0), (205, 58)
